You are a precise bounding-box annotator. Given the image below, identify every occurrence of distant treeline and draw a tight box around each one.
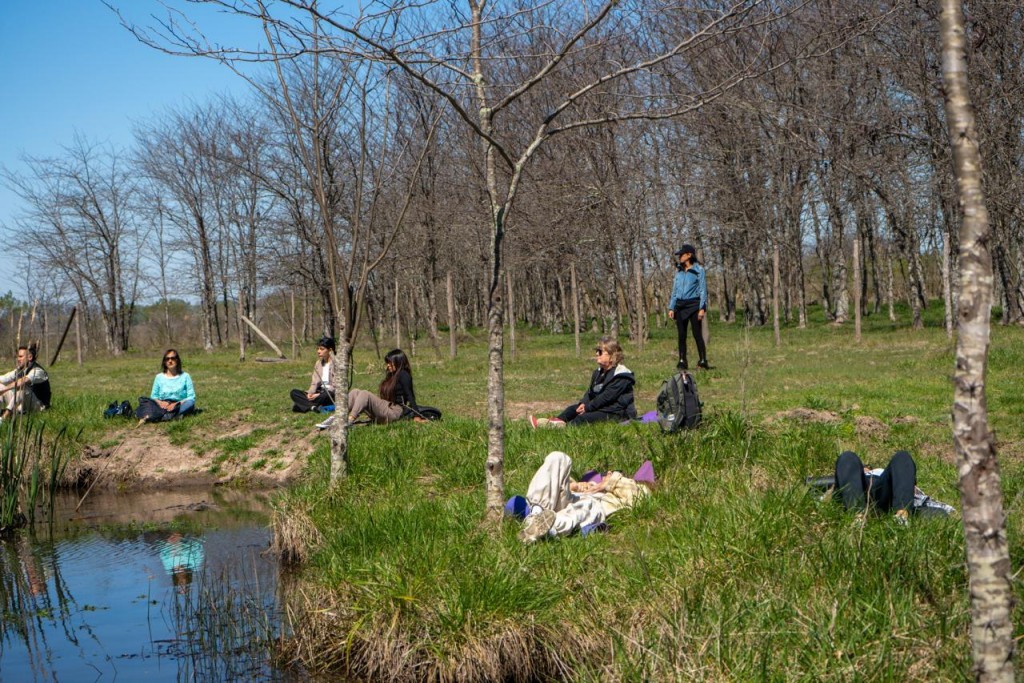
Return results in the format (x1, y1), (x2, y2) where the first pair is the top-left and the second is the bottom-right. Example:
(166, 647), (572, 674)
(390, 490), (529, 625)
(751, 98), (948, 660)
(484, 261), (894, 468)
(2, 1), (1022, 359)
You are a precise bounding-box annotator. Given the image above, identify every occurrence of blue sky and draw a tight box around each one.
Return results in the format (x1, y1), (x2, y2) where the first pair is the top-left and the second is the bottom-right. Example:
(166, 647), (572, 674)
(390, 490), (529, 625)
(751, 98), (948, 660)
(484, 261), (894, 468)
(0, 1), (258, 300)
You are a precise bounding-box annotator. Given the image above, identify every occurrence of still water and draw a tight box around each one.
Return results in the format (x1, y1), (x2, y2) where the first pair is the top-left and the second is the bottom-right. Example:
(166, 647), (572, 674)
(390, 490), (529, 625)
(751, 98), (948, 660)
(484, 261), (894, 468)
(0, 487), (302, 682)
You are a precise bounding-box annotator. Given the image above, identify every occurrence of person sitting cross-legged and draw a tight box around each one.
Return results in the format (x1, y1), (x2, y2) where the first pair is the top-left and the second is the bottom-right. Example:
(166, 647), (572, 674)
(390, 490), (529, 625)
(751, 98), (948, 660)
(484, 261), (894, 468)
(528, 337), (636, 428)
(136, 349), (196, 424)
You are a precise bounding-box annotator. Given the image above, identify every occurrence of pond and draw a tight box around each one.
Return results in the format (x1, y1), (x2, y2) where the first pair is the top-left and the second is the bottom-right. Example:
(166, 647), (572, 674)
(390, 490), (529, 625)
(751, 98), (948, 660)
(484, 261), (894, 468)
(0, 487), (306, 682)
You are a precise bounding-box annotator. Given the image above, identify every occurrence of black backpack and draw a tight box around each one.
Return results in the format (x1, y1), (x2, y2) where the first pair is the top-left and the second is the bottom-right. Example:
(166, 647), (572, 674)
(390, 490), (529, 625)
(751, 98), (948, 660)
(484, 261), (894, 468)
(411, 405), (443, 421)
(656, 371), (702, 432)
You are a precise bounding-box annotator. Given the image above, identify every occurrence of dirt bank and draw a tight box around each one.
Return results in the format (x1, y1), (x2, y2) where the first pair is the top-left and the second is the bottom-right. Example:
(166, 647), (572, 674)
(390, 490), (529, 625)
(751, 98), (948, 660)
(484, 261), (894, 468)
(67, 416), (316, 491)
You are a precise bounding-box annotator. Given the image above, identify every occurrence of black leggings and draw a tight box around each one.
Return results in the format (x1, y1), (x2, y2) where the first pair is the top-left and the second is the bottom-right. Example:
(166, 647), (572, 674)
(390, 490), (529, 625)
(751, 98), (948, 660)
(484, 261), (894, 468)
(835, 450), (916, 512)
(290, 389), (335, 413)
(674, 298), (707, 364)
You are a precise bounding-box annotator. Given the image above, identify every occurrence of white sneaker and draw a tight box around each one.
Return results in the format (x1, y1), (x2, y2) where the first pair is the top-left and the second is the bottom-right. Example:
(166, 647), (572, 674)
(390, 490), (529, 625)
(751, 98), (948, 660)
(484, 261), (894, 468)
(518, 509), (556, 544)
(316, 415), (335, 430)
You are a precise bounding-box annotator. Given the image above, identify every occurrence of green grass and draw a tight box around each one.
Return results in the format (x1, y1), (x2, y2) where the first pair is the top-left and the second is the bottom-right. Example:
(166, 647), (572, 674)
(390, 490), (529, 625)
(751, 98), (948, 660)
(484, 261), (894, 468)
(31, 301), (1024, 679)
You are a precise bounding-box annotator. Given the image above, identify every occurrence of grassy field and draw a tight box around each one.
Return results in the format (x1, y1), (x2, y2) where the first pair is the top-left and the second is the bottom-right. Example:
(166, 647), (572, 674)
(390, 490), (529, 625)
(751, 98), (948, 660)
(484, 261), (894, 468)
(36, 303), (1024, 679)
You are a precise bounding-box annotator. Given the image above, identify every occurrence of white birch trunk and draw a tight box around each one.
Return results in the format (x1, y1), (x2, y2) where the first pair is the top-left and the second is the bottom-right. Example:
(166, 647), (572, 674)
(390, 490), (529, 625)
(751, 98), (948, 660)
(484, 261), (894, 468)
(939, 0), (1015, 678)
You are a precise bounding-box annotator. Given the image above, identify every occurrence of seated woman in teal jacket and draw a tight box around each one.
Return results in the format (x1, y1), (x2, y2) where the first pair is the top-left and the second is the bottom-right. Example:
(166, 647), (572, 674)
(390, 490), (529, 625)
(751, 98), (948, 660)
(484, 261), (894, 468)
(136, 349), (197, 423)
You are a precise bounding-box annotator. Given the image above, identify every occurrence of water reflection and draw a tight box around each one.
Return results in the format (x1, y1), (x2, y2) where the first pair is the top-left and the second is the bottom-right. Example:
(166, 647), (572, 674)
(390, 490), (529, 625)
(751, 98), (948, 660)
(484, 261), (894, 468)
(0, 487), (301, 682)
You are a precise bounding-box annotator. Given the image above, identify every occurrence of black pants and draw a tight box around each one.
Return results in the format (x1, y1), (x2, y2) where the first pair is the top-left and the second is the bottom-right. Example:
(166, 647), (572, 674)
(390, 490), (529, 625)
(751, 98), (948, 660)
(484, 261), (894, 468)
(290, 389), (334, 413)
(674, 298), (707, 364)
(834, 450), (916, 512)
(556, 404), (622, 425)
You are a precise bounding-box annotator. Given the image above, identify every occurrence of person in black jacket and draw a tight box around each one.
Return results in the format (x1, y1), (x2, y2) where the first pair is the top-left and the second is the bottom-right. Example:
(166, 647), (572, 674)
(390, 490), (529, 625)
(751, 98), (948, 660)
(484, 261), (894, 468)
(341, 348), (419, 426)
(530, 337), (636, 428)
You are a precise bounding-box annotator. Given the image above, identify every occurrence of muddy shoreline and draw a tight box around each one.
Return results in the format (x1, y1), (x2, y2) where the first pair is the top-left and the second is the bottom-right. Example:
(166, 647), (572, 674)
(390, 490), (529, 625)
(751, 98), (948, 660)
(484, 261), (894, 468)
(67, 421), (314, 491)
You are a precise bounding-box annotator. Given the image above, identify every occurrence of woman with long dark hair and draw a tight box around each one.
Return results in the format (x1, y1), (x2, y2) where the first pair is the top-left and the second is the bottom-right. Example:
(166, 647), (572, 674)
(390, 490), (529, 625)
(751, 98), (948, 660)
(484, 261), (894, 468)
(668, 244), (709, 370)
(136, 349), (196, 423)
(323, 349), (418, 428)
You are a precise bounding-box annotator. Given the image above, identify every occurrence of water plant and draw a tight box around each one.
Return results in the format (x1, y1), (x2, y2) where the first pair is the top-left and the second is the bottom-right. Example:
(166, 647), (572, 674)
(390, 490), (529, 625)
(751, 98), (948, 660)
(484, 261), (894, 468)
(0, 415), (73, 534)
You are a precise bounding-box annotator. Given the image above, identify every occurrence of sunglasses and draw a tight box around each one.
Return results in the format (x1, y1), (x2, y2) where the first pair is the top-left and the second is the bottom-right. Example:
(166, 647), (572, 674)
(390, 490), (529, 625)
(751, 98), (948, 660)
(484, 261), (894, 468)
(164, 356), (179, 362)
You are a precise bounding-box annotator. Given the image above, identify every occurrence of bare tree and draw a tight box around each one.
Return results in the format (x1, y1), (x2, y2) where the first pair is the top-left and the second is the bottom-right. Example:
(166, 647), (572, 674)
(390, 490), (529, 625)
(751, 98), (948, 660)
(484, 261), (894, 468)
(938, 0), (1014, 678)
(135, 106), (228, 351)
(2, 137), (144, 355)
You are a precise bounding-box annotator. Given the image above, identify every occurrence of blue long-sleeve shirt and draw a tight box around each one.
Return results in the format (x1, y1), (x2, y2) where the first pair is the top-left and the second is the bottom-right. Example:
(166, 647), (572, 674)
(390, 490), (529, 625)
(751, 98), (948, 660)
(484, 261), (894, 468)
(668, 263), (707, 311)
(151, 372), (196, 403)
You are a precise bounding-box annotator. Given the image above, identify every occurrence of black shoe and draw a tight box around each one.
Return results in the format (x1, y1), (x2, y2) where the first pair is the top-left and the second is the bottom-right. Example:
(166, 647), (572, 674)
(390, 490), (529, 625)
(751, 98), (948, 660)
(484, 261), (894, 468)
(677, 359), (688, 370)
(118, 400), (133, 418)
(103, 402), (118, 419)
(697, 359), (710, 370)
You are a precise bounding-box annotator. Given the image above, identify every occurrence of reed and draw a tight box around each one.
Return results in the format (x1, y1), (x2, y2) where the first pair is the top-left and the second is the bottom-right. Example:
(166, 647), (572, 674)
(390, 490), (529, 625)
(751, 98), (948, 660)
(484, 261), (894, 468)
(0, 415), (74, 534)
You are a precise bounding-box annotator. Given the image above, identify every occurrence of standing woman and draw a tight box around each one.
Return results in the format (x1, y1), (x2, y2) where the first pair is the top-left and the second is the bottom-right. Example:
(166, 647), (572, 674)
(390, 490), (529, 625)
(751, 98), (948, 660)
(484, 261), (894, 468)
(346, 348), (419, 425)
(137, 349), (196, 423)
(668, 244), (709, 370)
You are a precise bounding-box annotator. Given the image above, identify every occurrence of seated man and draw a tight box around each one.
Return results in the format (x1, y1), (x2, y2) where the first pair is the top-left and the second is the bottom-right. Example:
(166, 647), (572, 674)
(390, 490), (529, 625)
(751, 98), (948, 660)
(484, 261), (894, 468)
(517, 451), (651, 543)
(290, 336), (337, 413)
(0, 345), (51, 422)
(815, 450), (954, 523)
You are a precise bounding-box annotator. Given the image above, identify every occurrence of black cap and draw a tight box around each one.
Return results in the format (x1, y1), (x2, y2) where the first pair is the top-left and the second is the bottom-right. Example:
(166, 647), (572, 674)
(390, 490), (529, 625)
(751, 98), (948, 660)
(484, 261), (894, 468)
(317, 336), (336, 352)
(674, 244), (696, 256)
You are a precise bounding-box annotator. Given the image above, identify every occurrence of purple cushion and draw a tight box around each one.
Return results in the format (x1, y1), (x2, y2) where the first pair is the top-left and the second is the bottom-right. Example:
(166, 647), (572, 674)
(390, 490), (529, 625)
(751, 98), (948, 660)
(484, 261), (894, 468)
(632, 460), (655, 484)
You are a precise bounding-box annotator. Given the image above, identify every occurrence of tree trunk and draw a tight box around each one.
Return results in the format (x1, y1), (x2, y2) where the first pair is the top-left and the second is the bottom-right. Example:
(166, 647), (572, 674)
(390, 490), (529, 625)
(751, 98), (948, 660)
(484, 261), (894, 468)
(237, 290), (247, 362)
(853, 229), (862, 343)
(886, 247), (897, 322)
(772, 242), (781, 347)
(633, 248), (646, 352)
(939, 0), (1015, 678)
(394, 277), (401, 350)
(75, 307), (82, 365)
(942, 227), (954, 340)
(328, 343), (351, 481)
(447, 270), (457, 360)
(507, 269), (516, 361)
(570, 262), (581, 358)
(291, 289), (298, 359)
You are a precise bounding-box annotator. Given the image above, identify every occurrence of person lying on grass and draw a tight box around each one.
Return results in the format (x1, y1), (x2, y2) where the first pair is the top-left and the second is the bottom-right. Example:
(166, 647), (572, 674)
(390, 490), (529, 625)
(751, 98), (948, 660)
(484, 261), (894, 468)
(517, 451), (650, 543)
(808, 450), (955, 524)
(528, 336), (636, 428)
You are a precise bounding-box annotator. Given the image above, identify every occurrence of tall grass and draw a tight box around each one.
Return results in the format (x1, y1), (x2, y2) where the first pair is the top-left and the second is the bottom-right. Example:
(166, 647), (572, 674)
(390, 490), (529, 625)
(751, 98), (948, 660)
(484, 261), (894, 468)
(267, 412), (983, 681)
(0, 416), (73, 533)
(41, 301), (1024, 679)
